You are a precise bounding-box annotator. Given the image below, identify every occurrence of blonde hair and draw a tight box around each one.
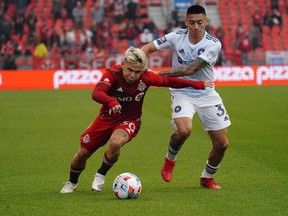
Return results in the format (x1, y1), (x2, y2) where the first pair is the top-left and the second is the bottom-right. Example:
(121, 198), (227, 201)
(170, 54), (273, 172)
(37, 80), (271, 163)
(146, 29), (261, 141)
(124, 46), (146, 67)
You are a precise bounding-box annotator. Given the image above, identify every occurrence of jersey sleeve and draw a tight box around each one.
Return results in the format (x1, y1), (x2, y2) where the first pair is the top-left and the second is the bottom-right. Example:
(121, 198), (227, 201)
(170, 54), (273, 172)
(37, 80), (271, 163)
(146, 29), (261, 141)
(153, 31), (176, 50)
(199, 40), (221, 66)
(147, 71), (205, 89)
(91, 70), (119, 107)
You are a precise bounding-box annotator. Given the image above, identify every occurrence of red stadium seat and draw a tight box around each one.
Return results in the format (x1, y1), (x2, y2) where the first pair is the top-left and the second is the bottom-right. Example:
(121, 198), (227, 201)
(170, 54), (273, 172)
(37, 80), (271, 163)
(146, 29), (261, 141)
(149, 0), (162, 6)
(262, 25), (271, 34)
(139, 0), (148, 7)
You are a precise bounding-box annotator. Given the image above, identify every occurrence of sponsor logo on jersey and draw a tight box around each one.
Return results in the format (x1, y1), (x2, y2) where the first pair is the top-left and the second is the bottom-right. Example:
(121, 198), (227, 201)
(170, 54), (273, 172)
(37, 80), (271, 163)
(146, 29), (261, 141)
(178, 56), (183, 64)
(178, 56), (193, 65)
(156, 36), (167, 45)
(137, 80), (147, 91)
(114, 96), (132, 102)
(114, 92), (144, 102)
(135, 92), (145, 101)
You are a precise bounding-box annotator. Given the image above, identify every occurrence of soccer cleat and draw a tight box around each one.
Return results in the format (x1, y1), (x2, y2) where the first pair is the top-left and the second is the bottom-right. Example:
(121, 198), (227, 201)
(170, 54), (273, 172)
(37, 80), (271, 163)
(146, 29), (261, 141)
(200, 177), (221, 189)
(92, 173), (105, 192)
(60, 181), (78, 193)
(161, 158), (176, 182)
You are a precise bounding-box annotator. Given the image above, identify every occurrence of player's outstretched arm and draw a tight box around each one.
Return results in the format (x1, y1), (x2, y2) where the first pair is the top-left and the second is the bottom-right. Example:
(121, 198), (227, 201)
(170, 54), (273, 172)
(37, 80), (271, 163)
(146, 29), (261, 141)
(162, 76), (209, 89)
(158, 57), (207, 77)
(141, 42), (157, 56)
(148, 70), (213, 90)
(204, 80), (214, 88)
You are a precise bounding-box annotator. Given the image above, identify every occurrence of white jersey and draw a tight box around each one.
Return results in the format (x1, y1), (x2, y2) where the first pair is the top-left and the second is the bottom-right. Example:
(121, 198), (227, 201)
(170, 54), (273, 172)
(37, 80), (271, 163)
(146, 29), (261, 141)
(153, 29), (221, 97)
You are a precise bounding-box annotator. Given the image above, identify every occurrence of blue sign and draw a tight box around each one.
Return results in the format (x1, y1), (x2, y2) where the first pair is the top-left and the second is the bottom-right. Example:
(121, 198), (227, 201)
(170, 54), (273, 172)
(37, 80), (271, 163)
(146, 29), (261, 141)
(173, 0), (195, 10)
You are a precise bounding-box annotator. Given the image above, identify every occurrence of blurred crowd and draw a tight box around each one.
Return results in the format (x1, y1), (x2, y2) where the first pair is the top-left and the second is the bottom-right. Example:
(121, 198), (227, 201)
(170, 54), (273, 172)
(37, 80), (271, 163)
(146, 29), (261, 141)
(210, 0), (288, 66)
(0, 0), (162, 69)
(1, 0), (287, 69)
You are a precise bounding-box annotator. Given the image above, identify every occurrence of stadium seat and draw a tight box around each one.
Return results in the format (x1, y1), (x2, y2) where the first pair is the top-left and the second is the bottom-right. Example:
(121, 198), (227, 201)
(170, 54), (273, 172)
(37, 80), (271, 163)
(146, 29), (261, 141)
(139, 0), (148, 7)
(271, 25), (281, 34)
(205, 0), (219, 5)
(5, 3), (16, 17)
(283, 43), (288, 50)
(217, 0), (288, 55)
(149, 0), (162, 6)
(140, 8), (148, 18)
(262, 25), (270, 34)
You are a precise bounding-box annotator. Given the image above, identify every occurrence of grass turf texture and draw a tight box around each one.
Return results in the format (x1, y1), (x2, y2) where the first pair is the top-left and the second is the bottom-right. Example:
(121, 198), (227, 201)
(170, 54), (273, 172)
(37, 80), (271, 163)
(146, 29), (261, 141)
(0, 86), (287, 216)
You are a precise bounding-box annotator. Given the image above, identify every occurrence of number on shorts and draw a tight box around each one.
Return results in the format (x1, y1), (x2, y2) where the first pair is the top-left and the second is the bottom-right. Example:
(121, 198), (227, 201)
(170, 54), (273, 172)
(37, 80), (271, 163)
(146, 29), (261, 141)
(215, 104), (225, 117)
(122, 121), (136, 134)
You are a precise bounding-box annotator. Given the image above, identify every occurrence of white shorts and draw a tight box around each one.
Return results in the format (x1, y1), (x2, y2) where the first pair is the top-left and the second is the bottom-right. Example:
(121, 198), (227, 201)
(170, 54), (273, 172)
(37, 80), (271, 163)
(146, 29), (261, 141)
(171, 92), (231, 131)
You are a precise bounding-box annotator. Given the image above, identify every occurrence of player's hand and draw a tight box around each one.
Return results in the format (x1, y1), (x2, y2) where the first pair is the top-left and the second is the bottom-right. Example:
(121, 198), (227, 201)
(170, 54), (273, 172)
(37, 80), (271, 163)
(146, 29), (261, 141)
(109, 104), (122, 115)
(204, 80), (214, 88)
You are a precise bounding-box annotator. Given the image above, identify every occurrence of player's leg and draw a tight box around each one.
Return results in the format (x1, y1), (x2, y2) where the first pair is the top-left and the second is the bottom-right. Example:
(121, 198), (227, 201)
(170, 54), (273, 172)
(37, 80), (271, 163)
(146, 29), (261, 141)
(200, 128), (229, 189)
(92, 129), (129, 192)
(60, 147), (94, 193)
(161, 96), (195, 182)
(198, 103), (231, 189)
(92, 120), (140, 191)
(161, 117), (192, 182)
(61, 118), (111, 193)
(207, 128), (229, 167)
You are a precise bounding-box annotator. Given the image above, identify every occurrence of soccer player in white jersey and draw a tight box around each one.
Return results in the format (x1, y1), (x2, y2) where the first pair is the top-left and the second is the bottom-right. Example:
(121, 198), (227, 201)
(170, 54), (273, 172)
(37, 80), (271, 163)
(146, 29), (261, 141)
(141, 5), (231, 189)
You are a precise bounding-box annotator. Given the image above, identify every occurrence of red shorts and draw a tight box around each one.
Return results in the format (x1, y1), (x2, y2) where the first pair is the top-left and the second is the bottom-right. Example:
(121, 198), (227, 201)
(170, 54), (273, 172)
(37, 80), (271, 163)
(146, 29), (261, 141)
(80, 116), (141, 152)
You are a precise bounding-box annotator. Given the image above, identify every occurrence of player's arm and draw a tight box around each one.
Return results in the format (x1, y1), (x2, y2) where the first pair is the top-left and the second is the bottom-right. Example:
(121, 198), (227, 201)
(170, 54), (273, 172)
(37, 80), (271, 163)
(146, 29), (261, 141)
(162, 76), (213, 89)
(141, 42), (157, 56)
(92, 73), (121, 114)
(148, 71), (213, 90)
(92, 84), (117, 106)
(158, 57), (207, 77)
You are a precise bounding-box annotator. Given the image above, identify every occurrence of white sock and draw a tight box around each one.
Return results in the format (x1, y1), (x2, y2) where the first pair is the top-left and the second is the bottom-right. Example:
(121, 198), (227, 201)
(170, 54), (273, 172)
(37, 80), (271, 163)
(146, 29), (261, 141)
(166, 153), (177, 161)
(201, 169), (213, 178)
(165, 144), (180, 161)
(201, 161), (220, 178)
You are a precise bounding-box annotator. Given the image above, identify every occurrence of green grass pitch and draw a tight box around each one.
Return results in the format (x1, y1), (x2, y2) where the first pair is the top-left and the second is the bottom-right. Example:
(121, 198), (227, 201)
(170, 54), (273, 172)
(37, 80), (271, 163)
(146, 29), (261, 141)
(0, 86), (288, 216)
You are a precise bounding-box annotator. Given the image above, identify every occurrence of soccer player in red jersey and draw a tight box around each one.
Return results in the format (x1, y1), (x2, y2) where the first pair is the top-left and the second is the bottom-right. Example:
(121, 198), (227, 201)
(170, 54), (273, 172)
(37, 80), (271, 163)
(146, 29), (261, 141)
(60, 47), (213, 193)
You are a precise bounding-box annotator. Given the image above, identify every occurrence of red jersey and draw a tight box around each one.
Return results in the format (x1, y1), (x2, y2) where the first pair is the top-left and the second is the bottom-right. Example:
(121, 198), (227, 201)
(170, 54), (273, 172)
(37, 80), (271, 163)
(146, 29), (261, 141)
(92, 65), (205, 123)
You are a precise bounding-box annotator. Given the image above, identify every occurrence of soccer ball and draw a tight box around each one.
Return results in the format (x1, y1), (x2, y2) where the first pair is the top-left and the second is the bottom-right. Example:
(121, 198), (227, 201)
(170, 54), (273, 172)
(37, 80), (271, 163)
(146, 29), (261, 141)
(112, 172), (142, 199)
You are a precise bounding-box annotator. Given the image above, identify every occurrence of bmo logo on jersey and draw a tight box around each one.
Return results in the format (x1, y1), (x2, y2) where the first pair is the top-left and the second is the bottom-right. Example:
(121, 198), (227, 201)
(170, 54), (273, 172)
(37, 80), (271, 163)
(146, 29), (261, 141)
(135, 92), (145, 101)
(114, 92), (145, 102)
